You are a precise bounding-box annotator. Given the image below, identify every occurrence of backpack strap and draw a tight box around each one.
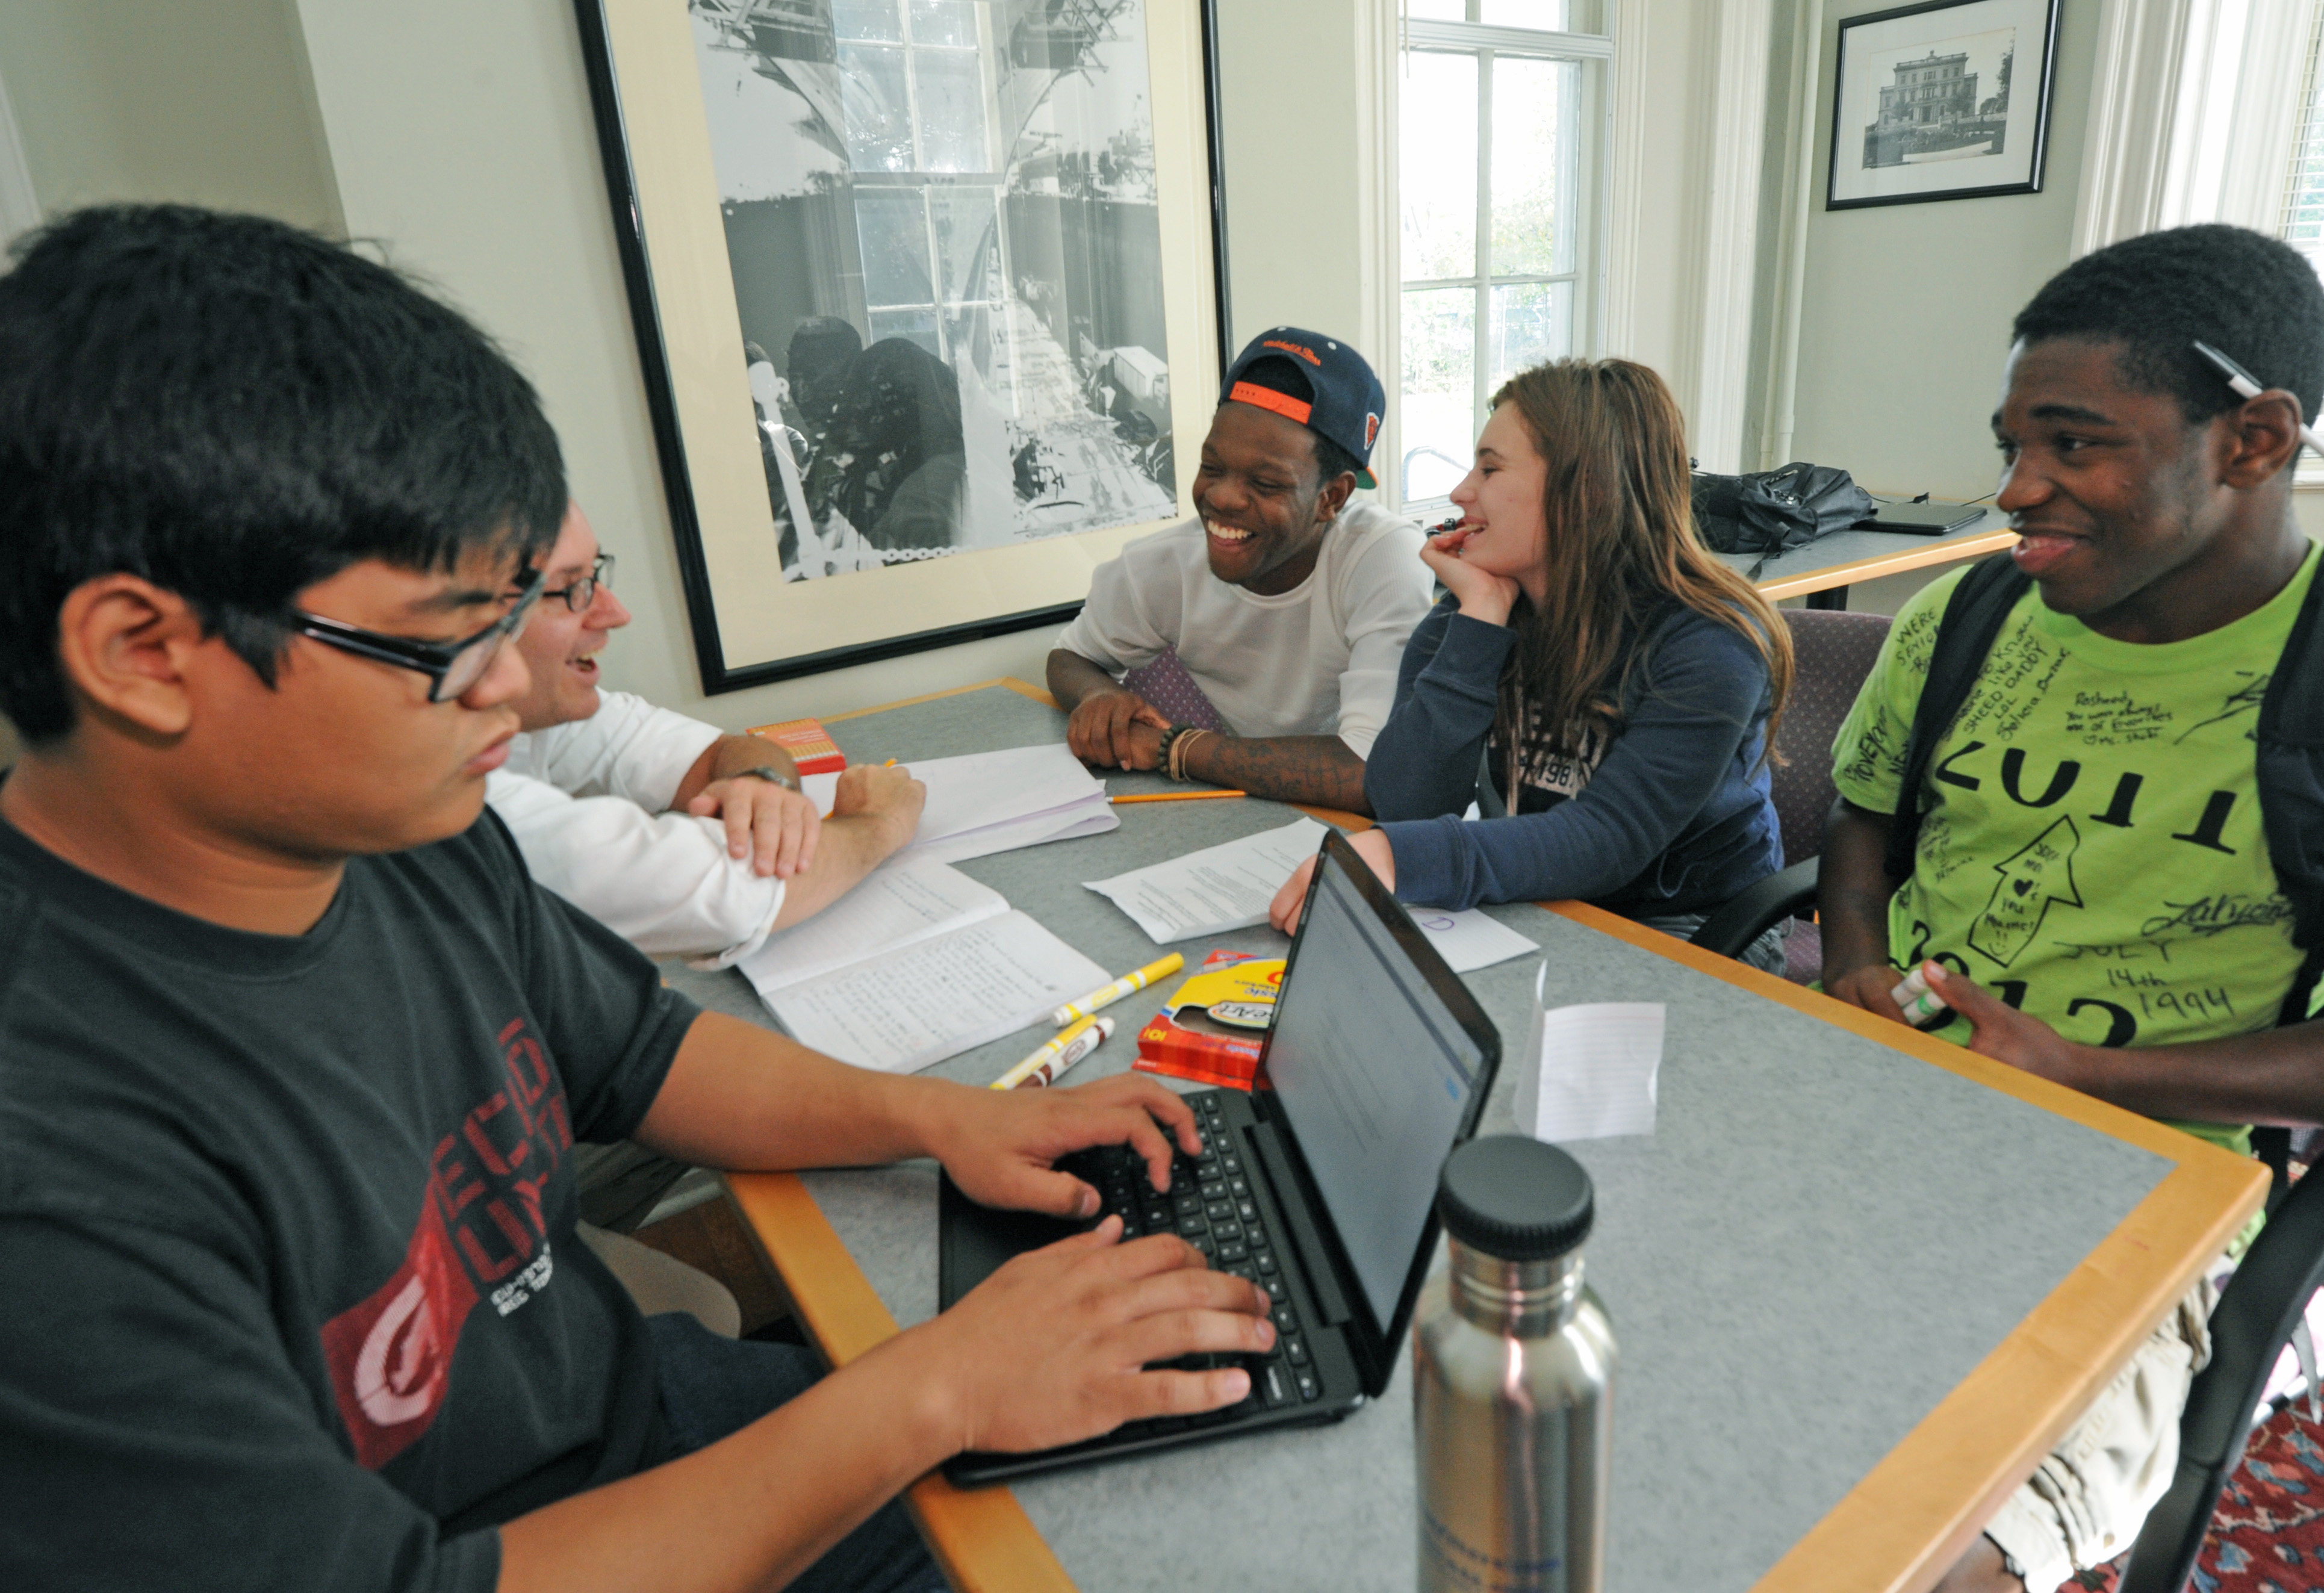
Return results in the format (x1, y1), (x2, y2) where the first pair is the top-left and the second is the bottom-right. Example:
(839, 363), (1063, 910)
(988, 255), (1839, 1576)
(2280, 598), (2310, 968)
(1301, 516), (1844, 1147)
(2258, 554), (2324, 959)
(1882, 553), (2032, 881)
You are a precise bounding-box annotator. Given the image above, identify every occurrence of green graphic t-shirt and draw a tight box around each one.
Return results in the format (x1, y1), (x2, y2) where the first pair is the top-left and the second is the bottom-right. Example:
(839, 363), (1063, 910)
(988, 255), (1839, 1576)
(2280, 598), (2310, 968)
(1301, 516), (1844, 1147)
(1830, 545), (2322, 1154)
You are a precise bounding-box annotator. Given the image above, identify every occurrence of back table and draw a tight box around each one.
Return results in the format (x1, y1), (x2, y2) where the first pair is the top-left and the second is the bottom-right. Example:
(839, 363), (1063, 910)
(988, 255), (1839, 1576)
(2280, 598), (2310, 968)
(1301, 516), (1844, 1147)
(666, 681), (2259, 1593)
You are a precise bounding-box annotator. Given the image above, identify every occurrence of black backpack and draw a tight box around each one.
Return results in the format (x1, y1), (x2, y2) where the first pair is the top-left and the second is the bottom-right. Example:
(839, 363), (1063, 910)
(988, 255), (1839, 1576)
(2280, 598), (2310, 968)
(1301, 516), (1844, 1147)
(1883, 552), (2324, 1025)
(1690, 462), (1875, 577)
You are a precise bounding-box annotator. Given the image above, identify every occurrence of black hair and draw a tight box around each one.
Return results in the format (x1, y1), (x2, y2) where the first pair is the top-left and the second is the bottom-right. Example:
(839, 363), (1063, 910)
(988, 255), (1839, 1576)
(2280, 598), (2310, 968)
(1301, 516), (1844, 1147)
(2012, 223), (2324, 429)
(1231, 355), (1364, 486)
(0, 205), (567, 744)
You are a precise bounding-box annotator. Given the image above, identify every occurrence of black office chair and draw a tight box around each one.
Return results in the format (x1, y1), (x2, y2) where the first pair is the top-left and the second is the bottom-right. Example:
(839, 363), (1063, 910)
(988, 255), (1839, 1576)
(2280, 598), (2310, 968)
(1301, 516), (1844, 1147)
(2118, 1156), (2324, 1591)
(1689, 609), (1891, 975)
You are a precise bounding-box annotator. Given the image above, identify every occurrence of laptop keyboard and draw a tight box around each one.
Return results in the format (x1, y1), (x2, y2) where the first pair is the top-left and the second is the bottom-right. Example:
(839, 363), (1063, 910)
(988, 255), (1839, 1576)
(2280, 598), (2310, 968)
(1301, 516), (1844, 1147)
(1060, 1090), (1324, 1418)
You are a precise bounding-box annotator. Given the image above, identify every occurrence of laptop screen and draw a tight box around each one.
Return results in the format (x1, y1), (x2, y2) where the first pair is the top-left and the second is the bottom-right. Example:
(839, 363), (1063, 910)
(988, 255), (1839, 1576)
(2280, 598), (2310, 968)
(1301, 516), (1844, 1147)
(1265, 849), (1487, 1330)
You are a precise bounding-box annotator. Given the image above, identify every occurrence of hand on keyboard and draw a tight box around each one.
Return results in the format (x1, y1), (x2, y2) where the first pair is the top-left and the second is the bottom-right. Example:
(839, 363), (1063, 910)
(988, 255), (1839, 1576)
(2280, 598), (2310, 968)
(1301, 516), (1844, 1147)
(1066, 1092), (1328, 1426)
(919, 1070), (1204, 1220)
(909, 1210), (1276, 1455)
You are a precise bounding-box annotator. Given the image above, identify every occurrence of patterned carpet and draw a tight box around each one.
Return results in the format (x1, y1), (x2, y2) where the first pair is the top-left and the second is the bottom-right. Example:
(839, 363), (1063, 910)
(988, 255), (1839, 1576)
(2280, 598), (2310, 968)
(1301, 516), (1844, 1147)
(2074, 1399), (2324, 1591)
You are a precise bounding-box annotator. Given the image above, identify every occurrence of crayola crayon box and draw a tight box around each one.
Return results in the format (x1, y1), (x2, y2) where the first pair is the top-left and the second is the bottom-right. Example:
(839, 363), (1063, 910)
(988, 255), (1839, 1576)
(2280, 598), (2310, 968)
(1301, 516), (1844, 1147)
(746, 716), (847, 776)
(1134, 951), (1284, 1091)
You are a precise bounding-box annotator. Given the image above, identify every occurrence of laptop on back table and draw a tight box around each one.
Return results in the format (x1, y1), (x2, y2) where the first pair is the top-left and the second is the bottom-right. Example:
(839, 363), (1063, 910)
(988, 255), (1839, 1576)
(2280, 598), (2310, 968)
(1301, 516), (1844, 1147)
(937, 828), (1504, 1484)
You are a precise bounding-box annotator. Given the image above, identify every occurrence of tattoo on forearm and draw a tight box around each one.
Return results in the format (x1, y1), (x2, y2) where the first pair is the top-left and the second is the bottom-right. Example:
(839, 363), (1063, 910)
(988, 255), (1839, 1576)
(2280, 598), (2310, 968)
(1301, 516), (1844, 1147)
(1187, 735), (1370, 813)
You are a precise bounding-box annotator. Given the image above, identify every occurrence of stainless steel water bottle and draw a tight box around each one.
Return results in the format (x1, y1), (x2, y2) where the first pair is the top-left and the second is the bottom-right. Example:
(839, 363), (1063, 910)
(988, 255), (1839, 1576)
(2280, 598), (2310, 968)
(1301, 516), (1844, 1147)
(1414, 1135), (1614, 1593)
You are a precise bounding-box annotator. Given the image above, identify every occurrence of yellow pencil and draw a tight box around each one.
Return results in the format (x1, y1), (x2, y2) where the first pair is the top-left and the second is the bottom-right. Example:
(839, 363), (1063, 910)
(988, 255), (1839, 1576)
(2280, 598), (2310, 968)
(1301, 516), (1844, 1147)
(1050, 952), (1185, 1026)
(1108, 789), (1246, 804)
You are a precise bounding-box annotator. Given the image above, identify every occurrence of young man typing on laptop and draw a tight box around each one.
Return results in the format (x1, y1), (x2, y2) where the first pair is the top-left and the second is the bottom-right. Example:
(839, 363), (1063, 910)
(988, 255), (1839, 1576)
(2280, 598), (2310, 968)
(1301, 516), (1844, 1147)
(0, 206), (1270, 1593)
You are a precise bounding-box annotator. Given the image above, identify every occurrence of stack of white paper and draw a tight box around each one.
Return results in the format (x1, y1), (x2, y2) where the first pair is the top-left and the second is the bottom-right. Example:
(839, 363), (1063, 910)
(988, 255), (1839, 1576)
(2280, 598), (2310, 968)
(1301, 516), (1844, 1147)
(736, 854), (1007, 995)
(734, 856), (1109, 1074)
(803, 744), (1115, 864)
(1083, 818), (1330, 943)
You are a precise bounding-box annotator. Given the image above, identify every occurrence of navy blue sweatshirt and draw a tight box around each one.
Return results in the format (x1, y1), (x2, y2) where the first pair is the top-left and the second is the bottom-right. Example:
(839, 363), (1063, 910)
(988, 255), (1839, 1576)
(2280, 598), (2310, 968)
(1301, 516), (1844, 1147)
(1366, 594), (1782, 917)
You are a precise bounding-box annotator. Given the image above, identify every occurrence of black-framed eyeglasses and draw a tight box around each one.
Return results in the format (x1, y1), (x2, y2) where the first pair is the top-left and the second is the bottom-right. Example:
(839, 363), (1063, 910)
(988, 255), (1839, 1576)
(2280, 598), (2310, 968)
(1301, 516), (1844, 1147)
(547, 552), (615, 613)
(293, 568), (546, 703)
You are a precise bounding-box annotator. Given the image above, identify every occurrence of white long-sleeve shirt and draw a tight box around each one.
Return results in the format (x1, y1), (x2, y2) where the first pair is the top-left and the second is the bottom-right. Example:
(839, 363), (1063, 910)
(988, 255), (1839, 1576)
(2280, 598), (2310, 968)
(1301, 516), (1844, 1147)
(1052, 504), (1431, 756)
(485, 691), (785, 965)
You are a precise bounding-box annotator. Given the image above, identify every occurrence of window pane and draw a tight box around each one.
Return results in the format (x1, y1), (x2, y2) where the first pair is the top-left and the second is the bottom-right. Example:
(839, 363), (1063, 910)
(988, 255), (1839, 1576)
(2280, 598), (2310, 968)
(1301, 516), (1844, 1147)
(1479, 1), (1605, 31)
(869, 307), (942, 358)
(839, 44), (915, 171)
(915, 51), (990, 170)
(835, 0), (903, 43)
(1402, 287), (1476, 502)
(909, 0), (977, 48)
(856, 188), (934, 306)
(1400, 51), (1479, 283)
(930, 185), (1001, 305)
(2282, 7), (2324, 272)
(1488, 281), (1572, 389)
(1407, 0), (1467, 17)
(1491, 55), (1579, 278)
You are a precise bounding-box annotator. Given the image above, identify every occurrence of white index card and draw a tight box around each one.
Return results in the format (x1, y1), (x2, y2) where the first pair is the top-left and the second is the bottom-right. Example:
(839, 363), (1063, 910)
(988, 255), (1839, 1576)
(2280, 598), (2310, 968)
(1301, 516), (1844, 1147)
(1513, 963), (1667, 1142)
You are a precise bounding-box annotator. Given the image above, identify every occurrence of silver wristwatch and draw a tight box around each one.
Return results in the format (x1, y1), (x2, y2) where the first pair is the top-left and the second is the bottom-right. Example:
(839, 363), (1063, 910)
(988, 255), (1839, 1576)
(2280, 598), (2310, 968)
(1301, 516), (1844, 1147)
(732, 765), (802, 793)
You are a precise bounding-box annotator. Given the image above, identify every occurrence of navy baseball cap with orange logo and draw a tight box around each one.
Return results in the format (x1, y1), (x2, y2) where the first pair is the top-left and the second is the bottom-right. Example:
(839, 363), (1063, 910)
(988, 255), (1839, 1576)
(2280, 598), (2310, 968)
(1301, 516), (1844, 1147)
(1219, 327), (1385, 489)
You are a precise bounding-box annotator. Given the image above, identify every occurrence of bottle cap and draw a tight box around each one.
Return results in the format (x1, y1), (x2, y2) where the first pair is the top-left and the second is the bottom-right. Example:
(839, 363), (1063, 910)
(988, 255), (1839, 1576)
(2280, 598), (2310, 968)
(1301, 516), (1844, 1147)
(1436, 1136), (1594, 1262)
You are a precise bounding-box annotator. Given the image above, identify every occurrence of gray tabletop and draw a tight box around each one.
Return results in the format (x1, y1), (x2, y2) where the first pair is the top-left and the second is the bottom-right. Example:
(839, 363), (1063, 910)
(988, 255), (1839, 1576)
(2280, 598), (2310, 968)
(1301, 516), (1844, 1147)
(666, 683), (2164, 1593)
(1715, 505), (2007, 589)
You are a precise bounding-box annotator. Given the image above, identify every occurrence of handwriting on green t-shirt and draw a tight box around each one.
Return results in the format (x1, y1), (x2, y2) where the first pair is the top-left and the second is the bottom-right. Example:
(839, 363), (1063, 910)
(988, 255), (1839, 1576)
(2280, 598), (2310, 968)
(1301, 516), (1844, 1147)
(1830, 546), (2320, 1154)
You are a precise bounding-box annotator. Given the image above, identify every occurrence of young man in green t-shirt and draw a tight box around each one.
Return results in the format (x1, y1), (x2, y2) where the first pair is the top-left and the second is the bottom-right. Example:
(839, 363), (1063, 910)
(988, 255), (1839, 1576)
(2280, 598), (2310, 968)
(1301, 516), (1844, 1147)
(1822, 225), (2324, 1593)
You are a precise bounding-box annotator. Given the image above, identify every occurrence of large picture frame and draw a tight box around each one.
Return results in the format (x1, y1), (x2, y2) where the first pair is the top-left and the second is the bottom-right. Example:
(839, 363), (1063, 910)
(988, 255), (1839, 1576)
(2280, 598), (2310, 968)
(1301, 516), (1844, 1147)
(576, 0), (1228, 691)
(1826, 0), (2060, 211)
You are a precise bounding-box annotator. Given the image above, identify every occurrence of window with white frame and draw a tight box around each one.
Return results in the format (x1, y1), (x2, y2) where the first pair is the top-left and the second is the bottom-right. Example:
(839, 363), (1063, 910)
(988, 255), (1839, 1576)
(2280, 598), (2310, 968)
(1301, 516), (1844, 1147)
(2281, 3), (2324, 275)
(1396, 1), (1609, 509)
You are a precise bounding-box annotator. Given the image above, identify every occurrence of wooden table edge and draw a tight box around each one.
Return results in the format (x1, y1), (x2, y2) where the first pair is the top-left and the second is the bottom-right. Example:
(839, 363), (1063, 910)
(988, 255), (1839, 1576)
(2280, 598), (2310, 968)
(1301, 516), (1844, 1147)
(1753, 527), (2018, 601)
(1543, 904), (2268, 1593)
(723, 1171), (1080, 1593)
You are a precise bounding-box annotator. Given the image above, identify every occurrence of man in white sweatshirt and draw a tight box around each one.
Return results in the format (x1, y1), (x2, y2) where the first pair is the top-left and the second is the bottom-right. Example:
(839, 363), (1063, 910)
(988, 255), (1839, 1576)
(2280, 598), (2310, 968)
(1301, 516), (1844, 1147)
(486, 504), (923, 967)
(1048, 328), (1430, 814)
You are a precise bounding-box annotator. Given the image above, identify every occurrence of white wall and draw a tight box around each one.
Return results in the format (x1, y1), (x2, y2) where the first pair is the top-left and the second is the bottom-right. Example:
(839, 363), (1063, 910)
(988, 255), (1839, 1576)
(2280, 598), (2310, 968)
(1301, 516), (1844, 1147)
(0, 0), (341, 233)
(1784, 0), (2101, 503)
(1215, 0), (1365, 351)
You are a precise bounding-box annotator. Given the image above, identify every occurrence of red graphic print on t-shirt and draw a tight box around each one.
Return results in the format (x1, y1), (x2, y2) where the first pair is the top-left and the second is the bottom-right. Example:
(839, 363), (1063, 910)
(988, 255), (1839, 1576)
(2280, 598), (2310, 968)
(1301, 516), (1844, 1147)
(317, 1017), (574, 1468)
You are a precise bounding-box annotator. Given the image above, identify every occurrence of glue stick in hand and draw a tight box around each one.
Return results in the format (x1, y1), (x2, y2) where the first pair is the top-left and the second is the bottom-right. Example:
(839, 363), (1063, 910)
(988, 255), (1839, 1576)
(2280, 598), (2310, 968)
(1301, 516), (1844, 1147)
(1891, 964), (1950, 1026)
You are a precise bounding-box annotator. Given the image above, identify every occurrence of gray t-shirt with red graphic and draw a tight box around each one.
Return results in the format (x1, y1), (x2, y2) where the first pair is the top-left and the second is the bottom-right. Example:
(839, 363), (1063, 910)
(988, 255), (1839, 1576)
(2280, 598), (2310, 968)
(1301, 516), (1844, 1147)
(0, 807), (695, 1592)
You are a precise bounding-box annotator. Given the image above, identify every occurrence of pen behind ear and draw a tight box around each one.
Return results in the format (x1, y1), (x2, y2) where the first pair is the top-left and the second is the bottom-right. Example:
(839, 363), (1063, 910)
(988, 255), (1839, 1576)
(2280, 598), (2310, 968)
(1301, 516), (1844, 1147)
(2193, 340), (2324, 457)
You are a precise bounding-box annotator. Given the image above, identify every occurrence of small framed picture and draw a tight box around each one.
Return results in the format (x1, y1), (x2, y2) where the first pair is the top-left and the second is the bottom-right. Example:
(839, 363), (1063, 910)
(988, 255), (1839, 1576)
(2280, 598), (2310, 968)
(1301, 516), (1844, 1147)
(1827, 0), (2061, 210)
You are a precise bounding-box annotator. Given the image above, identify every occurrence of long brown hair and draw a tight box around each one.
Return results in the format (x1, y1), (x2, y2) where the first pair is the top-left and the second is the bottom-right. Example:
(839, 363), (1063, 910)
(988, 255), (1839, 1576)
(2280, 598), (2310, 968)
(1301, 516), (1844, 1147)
(1487, 358), (1792, 768)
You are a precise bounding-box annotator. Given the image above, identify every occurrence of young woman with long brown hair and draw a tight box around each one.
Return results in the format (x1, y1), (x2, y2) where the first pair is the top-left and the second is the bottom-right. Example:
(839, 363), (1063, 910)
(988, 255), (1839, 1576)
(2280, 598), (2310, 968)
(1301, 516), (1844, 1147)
(1270, 358), (1794, 966)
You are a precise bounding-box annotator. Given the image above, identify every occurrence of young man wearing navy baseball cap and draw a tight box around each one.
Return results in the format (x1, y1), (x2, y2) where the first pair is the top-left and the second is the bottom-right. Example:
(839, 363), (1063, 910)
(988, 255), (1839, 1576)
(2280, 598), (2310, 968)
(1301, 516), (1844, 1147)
(1048, 328), (1432, 812)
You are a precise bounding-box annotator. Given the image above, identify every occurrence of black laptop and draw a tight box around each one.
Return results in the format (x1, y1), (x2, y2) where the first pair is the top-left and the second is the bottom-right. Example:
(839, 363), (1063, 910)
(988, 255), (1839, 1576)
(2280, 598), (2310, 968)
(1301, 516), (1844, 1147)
(937, 828), (1504, 1484)
(1860, 498), (1986, 534)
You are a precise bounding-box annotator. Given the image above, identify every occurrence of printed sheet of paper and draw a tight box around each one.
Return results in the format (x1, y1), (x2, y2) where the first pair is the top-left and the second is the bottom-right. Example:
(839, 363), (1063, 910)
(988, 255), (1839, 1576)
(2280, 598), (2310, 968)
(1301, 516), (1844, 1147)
(764, 911), (1110, 1075)
(1513, 964), (1667, 1141)
(734, 856), (1006, 997)
(1083, 818), (1330, 943)
(1403, 905), (1541, 974)
(803, 743), (1116, 863)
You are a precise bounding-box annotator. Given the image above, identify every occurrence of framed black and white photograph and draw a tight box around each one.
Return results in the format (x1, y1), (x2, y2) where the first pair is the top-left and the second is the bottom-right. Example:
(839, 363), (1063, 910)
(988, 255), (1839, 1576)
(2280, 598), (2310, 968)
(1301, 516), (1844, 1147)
(576, 0), (1224, 690)
(1827, 0), (2061, 211)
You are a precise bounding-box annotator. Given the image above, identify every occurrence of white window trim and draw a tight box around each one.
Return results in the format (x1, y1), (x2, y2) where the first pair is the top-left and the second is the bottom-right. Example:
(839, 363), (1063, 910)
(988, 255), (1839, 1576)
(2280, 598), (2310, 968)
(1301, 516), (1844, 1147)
(1370, 1), (1771, 515)
(2074, 0), (2313, 250)
(2074, 0), (2323, 483)
(1385, 6), (1619, 517)
(0, 61), (38, 248)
